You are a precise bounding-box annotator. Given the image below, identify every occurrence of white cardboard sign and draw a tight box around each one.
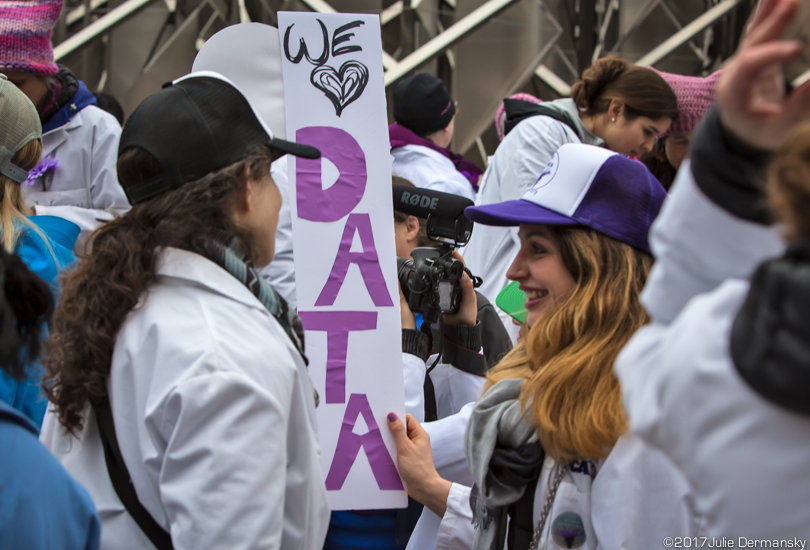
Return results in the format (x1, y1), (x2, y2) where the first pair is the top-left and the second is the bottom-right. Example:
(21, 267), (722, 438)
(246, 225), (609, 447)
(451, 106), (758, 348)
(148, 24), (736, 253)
(278, 11), (407, 511)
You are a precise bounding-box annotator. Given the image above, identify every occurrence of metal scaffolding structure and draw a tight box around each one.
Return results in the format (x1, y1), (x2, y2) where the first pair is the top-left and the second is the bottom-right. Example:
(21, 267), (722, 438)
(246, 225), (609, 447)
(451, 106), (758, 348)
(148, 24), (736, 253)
(53, 0), (758, 165)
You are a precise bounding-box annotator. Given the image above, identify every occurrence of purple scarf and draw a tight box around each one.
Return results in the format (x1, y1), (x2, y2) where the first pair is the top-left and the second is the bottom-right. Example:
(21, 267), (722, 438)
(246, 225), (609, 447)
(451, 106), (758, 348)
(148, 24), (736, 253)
(389, 124), (483, 190)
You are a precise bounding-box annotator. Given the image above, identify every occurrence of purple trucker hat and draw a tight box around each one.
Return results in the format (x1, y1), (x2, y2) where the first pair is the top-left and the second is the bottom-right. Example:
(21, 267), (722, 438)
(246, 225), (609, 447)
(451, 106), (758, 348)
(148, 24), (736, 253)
(465, 143), (666, 253)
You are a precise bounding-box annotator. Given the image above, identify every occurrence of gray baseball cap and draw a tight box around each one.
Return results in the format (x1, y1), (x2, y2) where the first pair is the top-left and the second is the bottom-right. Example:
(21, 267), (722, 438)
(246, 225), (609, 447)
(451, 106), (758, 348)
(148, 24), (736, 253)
(0, 74), (42, 184)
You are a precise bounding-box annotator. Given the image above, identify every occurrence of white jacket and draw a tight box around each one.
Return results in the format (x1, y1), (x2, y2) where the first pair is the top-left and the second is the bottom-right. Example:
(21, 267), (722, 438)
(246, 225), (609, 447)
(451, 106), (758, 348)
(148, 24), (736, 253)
(402, 357), (484, 550)
(392, 144), (476, 202)
(40, 247), (330, 550)
(462, 99), (603, 339)
(615, 164), (810, 539)
(25, 105), (130, 249)
(406, 403), (476, 550)
(410, 407), (702, 550)
(402, 350), (485, 425)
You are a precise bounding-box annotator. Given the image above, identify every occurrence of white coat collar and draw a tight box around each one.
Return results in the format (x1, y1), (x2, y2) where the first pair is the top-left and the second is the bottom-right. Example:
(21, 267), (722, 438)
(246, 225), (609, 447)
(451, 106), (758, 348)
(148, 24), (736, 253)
(157, 247), (268, 313)
(42, 109), (85, 153)
(395, 143), (455, 165)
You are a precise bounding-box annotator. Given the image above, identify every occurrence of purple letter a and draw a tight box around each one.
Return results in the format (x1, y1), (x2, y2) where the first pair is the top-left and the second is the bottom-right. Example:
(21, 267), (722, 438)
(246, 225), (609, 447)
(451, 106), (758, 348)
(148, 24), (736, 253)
(316, 213), (393, 307)
(325, 393), (404, 491)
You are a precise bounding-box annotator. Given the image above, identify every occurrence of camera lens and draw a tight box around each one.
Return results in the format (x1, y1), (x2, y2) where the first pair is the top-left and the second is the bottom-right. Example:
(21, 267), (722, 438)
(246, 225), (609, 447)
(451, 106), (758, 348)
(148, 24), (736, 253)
(397, 257), (414, 302)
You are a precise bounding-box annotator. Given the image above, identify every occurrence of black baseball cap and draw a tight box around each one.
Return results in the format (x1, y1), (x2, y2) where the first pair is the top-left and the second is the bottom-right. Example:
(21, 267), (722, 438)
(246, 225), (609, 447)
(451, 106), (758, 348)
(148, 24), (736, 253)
(119, 71), (320, 205)
(393, 73), (456, 135)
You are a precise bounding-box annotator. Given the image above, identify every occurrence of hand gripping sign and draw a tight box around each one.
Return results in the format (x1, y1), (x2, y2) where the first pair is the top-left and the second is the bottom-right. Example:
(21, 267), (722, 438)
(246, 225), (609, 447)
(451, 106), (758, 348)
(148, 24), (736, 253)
(278, 12), (407, 510)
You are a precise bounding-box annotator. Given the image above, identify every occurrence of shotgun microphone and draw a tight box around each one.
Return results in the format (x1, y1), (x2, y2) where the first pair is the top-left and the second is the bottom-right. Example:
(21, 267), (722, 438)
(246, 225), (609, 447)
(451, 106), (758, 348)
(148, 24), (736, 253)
(392, 185), (474, 245)
(392, 185), (482, 323)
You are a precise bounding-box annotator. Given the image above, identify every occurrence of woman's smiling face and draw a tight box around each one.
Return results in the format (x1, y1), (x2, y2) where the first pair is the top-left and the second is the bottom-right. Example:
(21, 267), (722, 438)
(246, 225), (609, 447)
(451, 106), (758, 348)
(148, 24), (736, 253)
(506, 224), (576, 327)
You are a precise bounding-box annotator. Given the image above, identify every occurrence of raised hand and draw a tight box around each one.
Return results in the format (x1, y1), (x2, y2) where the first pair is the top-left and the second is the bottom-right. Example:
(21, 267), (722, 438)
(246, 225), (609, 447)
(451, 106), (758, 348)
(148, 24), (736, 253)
(717, 0), (810, 150)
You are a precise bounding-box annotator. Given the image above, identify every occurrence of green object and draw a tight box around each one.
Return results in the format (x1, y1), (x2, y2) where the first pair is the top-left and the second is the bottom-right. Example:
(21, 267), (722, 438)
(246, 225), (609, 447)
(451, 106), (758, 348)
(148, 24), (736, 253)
(495, 281), (527, 325)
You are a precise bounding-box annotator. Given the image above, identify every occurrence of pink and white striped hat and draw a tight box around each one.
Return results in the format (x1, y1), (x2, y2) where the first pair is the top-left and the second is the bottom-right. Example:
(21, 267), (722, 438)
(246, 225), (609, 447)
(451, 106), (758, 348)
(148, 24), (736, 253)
(0, 0), (63, 76)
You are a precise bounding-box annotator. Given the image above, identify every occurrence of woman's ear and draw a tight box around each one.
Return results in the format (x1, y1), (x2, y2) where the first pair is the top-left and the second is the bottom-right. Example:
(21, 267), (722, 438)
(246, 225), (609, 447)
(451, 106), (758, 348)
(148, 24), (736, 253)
(233, 174), (252, 216)
(406, 215), (421, 243)
(608, 99), (624, 122)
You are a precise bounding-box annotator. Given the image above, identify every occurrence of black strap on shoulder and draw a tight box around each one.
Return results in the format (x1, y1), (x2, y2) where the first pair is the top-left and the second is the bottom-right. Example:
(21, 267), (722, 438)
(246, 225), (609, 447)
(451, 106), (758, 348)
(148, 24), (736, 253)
(93, 400), (174, 550)
(506, 474), (541, 550)
(423, 321), (439, 422)
(423, 375), (438, 422)
(503, 99), (579, 138)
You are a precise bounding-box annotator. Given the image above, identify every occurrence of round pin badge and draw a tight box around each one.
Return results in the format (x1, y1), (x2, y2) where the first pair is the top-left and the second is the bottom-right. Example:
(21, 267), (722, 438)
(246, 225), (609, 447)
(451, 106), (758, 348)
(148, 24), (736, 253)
(550, 511), (586, 549)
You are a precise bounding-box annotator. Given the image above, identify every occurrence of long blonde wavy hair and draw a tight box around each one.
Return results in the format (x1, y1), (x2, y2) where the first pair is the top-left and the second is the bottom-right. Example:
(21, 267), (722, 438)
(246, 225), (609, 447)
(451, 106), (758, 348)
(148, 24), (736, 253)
(485, 225), (653, 461)
(0, 139), (58, 263)
(1, 140), (38, 250)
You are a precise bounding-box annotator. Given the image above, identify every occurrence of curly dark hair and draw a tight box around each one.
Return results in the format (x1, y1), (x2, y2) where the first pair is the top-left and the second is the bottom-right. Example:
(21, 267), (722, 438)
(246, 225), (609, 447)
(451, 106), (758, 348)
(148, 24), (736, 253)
(0, 247), (54, 380)
(41, 145), (276, 436)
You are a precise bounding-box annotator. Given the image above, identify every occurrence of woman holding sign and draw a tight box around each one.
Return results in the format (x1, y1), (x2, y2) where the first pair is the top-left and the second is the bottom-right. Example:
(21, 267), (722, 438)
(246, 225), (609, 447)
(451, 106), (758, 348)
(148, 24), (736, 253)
(389, 143), (702, 550)
(39, 72), (330, 550)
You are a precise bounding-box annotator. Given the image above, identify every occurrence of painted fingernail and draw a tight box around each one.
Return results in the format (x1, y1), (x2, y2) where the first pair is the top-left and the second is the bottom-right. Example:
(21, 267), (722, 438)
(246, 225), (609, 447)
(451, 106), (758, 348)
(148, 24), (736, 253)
(387, 412), (397, 423)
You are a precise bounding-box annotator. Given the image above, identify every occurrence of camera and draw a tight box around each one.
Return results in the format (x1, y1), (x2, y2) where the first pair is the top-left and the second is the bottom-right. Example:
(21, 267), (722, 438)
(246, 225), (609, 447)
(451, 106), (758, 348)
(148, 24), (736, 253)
(397, 250), (465, 325)
(393, 186), (479, 325)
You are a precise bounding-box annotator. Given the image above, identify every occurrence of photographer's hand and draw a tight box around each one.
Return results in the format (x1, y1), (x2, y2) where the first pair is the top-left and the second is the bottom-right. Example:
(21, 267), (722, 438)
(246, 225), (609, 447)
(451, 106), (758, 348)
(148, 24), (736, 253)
(442, 251), (478, 327)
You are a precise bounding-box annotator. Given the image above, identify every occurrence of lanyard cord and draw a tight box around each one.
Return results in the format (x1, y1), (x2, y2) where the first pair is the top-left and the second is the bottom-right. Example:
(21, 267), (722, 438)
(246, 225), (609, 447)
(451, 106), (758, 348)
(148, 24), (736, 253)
(529, 462), (570, 550)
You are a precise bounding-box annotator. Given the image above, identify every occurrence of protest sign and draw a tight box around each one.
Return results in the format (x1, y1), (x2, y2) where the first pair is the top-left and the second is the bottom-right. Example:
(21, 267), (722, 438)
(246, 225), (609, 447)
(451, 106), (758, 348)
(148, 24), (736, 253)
(278, 11), (407, 510)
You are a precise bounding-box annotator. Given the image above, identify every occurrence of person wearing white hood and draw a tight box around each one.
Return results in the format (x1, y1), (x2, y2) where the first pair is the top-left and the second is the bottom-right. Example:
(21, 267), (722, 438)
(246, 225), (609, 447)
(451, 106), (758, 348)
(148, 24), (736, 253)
(615, 0), (810, 541)
(39, 72), (330, 550)
(389, 73), (482, 203)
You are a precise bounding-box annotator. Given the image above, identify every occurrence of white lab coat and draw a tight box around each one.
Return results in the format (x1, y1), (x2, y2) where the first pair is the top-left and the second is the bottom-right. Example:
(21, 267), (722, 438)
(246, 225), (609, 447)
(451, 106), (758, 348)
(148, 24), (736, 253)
(406, 403), (476, 550)
(25, 105), (130, 249)
(401, 351), (484, 550)
(392, 144), (476, 202)
(462, 99), (603, 340)
(40, 247), (330, 550)
(402, 352), (485, 424)
(409, 407), (702, 550)
(258, 156), (297, 307)
(615, 165), (810, 539)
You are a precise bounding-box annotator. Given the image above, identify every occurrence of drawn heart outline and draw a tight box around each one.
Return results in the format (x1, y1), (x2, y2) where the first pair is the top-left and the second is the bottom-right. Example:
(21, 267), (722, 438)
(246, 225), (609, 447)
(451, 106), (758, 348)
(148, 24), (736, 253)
(310, 61), (369, 117)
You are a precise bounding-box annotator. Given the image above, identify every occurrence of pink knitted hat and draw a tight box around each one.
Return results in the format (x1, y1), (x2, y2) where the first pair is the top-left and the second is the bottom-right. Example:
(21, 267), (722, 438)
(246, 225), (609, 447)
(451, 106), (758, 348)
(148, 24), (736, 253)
(495, 92), (542, 141)
(654, 69), (721, 136)
(0, 0), (63, 76)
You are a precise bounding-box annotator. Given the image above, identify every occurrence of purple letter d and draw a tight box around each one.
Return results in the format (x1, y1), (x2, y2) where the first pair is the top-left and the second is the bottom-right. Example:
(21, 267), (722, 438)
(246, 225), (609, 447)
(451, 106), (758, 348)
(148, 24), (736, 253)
(296, 126), (366, 222)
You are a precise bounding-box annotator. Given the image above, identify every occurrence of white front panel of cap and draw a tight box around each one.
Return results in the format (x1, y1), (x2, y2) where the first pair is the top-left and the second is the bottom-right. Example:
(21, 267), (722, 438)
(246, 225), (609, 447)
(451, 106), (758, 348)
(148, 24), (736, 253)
(192, 23), (287, 139)
(521, 144), (617, 216)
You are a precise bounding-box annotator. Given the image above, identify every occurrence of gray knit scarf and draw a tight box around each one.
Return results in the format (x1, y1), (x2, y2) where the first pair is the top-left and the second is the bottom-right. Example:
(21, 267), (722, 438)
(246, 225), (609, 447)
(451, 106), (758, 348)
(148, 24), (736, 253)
(202, 238), (318, 406)
(464, 378), (545, 550)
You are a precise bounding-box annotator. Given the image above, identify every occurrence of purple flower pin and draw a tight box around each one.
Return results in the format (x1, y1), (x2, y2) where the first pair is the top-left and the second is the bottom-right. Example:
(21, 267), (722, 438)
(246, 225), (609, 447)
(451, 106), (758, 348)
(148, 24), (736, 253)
(24, 157), (59, 185)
